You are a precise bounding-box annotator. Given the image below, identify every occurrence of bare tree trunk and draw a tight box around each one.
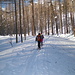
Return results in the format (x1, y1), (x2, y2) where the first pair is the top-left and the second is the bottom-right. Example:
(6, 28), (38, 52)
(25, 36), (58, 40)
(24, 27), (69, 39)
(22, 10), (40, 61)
(50, 1), (54, 35)
(64, 0), (68, 34)
(26, 7), (30, 35)
(5, 6), (7, 35)
(19, 0), (23, 42)
(59, 0), (63, 34)
(44, 0), (47, 35)
(71, 0), (75, 36)
(22, 0), (26, 40)
(40, 2), (43, 34)
(55, 1), (58, 35)
(14, 0), (18, 43)
(47, 2), (50, 35)
(31, 0), (35, 36)
(0, 1), (3, 35)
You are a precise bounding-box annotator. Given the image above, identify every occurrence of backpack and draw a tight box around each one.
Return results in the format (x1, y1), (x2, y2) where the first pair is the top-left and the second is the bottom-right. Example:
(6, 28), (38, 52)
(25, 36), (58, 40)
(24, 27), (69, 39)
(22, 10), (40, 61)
(36, 35), (41, 41)
(41, 35), (44, 39)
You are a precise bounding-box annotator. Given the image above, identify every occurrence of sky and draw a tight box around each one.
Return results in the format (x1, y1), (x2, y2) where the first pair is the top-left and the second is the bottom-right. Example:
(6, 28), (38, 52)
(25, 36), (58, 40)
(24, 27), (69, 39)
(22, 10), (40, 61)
(0, 34), (75, 75)
(0, 0), (63, 10)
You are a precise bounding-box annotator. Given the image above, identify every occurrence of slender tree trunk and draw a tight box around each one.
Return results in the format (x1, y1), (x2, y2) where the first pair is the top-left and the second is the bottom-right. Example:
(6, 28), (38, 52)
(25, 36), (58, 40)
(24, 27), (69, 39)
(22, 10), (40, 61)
(50, 1), (54, 35)
(71, 0), (75, 36)
(14, 0), (18, 43)
(44, 0), (47, 35)
(26, 7), (30, 35)
(38, 1), (41, 33)
(40, 2), (43, 34)
(55, 18), (58, 35)
(55, 1), (58, 35)
(31, 0), (35, 36)
(59, 0), (63, 34)
(64, 0), (68, 34)
(19, 0), (23, 42)
(48, 3), (50, 35)
(22, 0), (26, 40)
(0, 2), (2, 35)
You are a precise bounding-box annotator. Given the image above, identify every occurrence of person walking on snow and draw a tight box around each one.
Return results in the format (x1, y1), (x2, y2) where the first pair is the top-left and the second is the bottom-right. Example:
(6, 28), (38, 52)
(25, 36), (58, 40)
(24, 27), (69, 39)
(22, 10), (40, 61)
(36, 33), (41, 49)
(40, 33), (44, 46)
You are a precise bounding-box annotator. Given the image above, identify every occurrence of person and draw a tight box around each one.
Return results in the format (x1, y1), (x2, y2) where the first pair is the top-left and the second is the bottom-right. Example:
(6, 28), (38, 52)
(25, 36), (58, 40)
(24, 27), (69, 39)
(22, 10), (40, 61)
(40, 33), (44, 46)
(36, 33), (41, 49)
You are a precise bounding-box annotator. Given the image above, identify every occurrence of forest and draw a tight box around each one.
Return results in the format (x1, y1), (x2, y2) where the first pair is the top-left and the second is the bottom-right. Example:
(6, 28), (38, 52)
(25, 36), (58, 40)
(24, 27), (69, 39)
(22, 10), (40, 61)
(0, 0), (75, 42)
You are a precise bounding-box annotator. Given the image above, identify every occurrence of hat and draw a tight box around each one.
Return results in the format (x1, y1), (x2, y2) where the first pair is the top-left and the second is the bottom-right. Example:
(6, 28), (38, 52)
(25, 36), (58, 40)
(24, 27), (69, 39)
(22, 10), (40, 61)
(38, 33), (40, 35)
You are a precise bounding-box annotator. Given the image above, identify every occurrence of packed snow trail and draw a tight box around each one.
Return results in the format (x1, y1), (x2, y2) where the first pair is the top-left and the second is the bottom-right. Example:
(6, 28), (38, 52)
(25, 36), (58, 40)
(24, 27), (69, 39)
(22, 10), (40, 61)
(0, 35), (75, 75)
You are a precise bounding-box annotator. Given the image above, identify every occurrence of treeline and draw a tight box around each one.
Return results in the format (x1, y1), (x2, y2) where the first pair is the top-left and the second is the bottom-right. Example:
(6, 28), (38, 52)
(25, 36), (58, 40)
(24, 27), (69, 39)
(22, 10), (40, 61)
(0, 0), (75, 42)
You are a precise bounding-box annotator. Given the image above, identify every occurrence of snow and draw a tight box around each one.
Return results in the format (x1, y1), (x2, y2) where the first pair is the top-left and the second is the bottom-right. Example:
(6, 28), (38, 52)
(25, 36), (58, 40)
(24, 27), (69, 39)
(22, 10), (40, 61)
(0, 34), (75, 75)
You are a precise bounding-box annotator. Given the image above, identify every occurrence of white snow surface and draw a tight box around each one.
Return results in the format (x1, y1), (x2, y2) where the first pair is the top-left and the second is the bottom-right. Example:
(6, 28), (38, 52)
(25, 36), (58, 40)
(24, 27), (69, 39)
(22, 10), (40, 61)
(0, 34), (75, 75)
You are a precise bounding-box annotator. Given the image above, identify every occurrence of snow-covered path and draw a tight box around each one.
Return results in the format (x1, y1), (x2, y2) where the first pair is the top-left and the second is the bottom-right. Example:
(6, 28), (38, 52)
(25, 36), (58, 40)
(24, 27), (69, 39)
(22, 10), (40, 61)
(0, 35), (75, 75)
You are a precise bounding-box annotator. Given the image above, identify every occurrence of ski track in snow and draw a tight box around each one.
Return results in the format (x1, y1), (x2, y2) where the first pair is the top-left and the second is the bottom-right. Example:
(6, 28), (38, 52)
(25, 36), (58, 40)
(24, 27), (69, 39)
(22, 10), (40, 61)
(0, 35), (75, 75)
